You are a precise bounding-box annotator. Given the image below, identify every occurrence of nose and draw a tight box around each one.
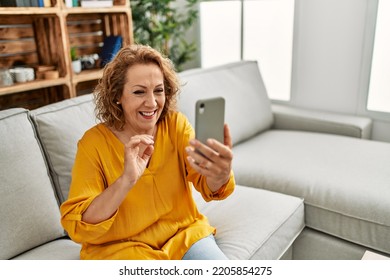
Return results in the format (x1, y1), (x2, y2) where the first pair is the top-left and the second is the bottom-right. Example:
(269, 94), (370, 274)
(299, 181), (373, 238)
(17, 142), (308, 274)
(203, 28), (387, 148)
(144, 91), (157, 107)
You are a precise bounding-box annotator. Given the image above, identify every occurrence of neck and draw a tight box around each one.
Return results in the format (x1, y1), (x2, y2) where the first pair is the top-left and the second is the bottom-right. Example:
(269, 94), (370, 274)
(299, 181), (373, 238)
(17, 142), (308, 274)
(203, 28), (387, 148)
(122, 123), (156, 138)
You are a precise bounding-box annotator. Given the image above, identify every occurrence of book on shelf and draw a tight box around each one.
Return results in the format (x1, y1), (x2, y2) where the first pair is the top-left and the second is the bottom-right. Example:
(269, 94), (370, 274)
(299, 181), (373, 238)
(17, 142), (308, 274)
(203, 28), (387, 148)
(80, 0), (113, 8)
(0, 0), (26, 6)
(0, 0), (49, 6)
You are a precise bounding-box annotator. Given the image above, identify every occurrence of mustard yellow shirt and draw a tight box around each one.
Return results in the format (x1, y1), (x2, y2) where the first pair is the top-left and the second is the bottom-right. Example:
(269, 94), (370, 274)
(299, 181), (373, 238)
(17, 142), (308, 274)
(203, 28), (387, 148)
(60, 111), (235, 259)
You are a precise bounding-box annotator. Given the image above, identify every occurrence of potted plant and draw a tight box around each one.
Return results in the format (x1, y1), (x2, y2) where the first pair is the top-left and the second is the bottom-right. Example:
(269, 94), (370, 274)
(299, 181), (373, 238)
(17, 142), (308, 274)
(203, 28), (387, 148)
(70, 47), (82, 74)
(131, 0), (199, 71)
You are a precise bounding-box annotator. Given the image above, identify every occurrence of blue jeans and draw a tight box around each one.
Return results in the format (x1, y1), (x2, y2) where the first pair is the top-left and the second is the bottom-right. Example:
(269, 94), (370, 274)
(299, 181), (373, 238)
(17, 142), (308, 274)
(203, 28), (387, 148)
(182, 234), (229, 260)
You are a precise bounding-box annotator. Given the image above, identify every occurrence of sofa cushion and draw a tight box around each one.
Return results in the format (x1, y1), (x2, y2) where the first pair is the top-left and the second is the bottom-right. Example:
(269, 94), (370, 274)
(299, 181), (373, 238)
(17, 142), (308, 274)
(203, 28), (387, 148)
(233, 130), (390, 255)
(0, 108), (65, 259)
(30, 94), (97, 203)
(12, 238), (81, 260)
(178, 61), (274, 145)
(271, 104), (373, 139)
(193, 184), (305, 259)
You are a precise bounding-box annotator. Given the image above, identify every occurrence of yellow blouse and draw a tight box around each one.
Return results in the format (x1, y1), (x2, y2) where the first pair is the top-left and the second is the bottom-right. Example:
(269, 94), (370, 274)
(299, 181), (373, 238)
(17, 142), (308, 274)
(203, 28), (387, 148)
(60, 111), (235, 259)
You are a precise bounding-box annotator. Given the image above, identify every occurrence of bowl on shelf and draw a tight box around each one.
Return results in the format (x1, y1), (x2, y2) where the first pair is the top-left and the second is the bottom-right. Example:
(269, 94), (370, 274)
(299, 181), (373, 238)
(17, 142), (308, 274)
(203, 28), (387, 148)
(9, 67), (35, 83)
(0, 68), (14, 87)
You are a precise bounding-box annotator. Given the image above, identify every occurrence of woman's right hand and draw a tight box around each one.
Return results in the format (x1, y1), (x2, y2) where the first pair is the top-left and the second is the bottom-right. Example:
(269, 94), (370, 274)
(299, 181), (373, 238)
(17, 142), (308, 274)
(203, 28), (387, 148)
(122, 134), (155, 186)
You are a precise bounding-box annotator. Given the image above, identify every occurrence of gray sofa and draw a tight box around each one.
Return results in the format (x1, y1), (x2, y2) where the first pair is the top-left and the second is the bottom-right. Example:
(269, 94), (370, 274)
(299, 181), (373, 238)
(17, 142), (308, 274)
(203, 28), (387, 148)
(1, 61), (389, 260)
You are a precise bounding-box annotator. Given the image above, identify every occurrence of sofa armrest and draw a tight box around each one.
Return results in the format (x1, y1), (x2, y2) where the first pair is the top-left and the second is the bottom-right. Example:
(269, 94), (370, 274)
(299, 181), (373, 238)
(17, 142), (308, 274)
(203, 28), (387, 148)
(271, 104), (373, 139)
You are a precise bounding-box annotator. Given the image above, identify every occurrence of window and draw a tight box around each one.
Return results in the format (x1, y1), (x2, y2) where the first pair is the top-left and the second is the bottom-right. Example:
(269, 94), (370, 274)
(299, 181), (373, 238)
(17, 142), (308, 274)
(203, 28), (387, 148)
(200, 1), (242, 68)
(200, 0), (295, 101)
(367, 0), (390, 114)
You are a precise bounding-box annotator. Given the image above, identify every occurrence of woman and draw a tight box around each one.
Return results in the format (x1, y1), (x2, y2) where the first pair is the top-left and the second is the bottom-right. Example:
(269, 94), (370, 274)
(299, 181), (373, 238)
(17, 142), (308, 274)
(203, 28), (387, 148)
(60, 44), (235, 260)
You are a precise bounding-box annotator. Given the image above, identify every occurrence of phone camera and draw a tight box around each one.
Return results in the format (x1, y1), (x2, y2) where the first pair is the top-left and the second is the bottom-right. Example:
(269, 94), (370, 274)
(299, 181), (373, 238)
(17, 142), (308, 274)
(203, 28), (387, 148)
(199, 103), (205, 114)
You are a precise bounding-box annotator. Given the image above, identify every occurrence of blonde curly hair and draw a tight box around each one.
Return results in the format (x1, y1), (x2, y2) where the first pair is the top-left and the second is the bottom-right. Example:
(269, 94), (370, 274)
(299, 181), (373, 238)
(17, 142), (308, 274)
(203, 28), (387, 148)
(94, 44), (180, 130)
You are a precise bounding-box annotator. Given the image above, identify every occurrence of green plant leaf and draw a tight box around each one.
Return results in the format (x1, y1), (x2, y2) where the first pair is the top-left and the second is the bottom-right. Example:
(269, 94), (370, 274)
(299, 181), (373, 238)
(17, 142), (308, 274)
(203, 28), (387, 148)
(130, 0), (200, 70)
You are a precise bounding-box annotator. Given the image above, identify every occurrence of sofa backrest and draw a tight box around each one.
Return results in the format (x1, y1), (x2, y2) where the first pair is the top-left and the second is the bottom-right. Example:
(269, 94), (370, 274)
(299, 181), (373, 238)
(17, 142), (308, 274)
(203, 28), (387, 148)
(178, 61), (274, 145)
(0, 108), (65, 259)
(30, 94), (97, 203)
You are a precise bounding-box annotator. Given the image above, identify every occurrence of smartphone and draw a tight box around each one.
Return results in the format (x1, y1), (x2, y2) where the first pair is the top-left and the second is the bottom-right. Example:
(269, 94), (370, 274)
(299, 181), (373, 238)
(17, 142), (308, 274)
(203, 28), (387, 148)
(195, 97), (225, 145)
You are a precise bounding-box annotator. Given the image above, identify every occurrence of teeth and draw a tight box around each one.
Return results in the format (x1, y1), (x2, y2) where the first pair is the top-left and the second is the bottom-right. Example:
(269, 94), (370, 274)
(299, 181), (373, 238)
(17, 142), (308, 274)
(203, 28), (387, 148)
(141, 111), (155, 116)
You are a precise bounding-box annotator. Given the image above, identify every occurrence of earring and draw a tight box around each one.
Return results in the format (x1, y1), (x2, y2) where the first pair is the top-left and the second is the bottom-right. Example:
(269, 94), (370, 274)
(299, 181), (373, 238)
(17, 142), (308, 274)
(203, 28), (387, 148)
(116, 101), (121, 105)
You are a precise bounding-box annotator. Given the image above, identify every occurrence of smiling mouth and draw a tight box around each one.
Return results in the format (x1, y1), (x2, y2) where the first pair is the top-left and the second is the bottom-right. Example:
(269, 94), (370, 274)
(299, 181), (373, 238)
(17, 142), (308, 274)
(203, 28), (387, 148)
(140, 110), (157, 117)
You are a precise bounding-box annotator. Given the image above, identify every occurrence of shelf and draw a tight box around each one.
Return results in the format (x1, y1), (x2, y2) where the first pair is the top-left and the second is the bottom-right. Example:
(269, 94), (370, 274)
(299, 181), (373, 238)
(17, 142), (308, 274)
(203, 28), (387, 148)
(72, 69), (104, 84)
(0, 7), (60, 15)
(64, 7), (130, 14)
(0, 0), (132, 109)
(0, 78), (68, 97)
(0, 2), (129, 15)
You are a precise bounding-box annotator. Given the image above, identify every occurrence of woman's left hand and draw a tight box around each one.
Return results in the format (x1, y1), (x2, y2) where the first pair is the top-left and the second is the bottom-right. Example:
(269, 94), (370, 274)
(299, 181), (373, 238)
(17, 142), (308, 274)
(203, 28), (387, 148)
(186, 124), (233, 192)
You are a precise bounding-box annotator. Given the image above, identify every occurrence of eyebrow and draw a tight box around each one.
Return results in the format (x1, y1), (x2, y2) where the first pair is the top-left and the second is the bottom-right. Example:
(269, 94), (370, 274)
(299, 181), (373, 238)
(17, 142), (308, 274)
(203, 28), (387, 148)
(132, 83), (164, 88)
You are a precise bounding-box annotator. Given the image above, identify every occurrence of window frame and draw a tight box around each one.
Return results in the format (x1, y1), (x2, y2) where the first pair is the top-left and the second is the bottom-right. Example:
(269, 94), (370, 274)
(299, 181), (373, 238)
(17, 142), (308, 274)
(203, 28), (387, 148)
(359, 0), (390, 121)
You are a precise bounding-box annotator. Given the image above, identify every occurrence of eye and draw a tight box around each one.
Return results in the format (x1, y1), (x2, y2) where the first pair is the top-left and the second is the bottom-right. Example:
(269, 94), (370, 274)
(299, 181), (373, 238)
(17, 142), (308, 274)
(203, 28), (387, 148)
(133, 90), (145, 95)
(154, 88), (164, 95)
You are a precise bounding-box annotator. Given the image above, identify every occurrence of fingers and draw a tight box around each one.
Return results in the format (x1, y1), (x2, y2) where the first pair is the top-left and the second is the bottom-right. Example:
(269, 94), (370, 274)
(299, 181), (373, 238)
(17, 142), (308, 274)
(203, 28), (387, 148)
(186, 144), (232, 191)
(187, 148), (213, 169)
(187, 157), (216, 178)
(186, 137), (233, 177)
(187, 122), (233, 185)
(122, 134), (155, 183)
(141, 145), (154, 160)
(189, 138), (233, 163)
(125, 134), (154, 148)
(224, 124), (233, 149)
(124, 134), (154, 164)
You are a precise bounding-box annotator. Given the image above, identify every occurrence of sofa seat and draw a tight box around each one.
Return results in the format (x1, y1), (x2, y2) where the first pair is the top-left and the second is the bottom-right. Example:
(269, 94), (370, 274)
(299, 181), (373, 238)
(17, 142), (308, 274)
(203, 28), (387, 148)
(12, 238), (81, 260)
(232, 130), (390, 255)
(193, 185), (305, 260)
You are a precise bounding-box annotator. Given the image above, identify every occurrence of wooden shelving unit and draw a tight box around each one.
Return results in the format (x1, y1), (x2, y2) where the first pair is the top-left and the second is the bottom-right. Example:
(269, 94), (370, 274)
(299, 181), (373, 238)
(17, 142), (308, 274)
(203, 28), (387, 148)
(0, 0), (133, 110)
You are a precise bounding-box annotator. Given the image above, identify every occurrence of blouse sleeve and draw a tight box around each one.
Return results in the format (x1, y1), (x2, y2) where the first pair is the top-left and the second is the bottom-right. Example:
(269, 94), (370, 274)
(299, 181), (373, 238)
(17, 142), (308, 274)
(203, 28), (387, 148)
(60, 136), (117, 243)
(179, 113), (236, 202)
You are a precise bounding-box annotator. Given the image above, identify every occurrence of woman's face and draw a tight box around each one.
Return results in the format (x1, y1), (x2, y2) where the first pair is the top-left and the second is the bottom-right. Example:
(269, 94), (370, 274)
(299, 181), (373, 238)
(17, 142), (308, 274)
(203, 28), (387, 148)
(119, 63), (166, 135)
